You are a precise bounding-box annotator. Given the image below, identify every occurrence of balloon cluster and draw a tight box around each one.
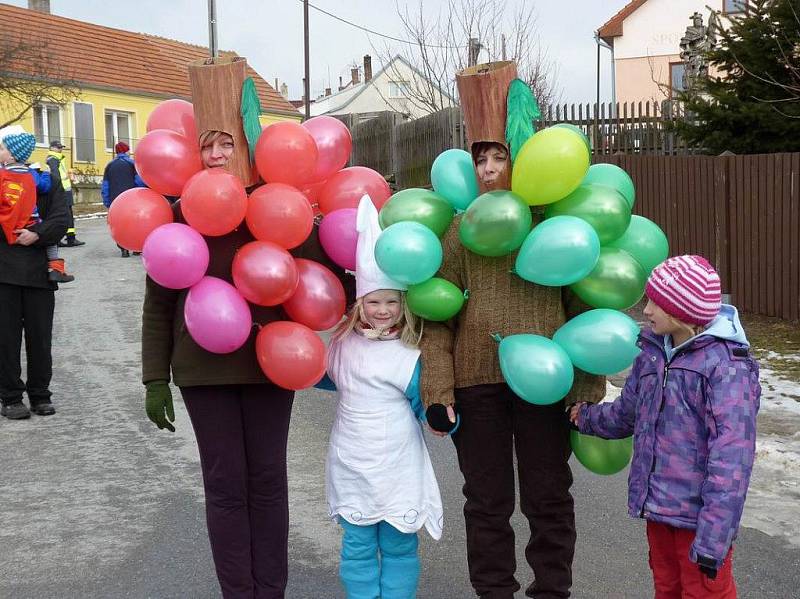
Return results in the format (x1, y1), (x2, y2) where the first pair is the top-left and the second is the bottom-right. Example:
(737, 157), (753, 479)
(108, 102), (381, 391)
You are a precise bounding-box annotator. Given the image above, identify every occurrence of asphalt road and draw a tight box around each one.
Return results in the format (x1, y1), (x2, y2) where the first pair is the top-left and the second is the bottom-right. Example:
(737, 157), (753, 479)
(1, 218), (798, 599)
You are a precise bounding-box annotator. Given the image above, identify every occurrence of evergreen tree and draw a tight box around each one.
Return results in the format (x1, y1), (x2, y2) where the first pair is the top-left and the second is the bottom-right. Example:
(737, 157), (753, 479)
(674, 0), (800, 154)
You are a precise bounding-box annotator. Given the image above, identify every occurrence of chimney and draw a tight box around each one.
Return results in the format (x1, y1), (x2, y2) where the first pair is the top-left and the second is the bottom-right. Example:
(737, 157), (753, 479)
(28, 0), (50, 13)
(274, 78), (279, 90)
(363, 55), (373, 82)
(325, 87), (332, 97)
(351, 66), (360, 86)
(338, 76), (344, 91)
(280, 82), (289, 99)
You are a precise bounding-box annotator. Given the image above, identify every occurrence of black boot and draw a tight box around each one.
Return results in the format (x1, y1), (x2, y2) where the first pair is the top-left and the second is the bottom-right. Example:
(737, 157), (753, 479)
(121, 248), (131, 257)
(1, 401), (31, 419)
(59, 236), (86, 247)
(30, 400), (56, 416)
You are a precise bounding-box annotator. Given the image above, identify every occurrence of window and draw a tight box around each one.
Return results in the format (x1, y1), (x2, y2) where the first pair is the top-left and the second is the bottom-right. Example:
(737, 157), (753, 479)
(105, 110), (133, 151)
(33, 103), (62, 146)
(670, 63), (686, 97)
(388, 80), (410, 98)
(723, 0), (746, 14)
(73, 102), (95, 162)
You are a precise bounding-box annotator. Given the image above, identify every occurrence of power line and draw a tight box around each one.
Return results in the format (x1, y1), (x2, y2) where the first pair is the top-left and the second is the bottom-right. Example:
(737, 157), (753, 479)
(301, 0), (463, 50)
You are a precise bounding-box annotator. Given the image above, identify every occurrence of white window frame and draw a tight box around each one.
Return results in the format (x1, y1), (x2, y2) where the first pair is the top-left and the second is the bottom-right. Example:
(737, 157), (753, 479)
(72, 101), (96, 163)
(388, 80), (411, 98)
(33, 103), (63, 147)
(723, 0), (746, 14)
(104, 109), (134, 152)
(669, 62), (686, 98)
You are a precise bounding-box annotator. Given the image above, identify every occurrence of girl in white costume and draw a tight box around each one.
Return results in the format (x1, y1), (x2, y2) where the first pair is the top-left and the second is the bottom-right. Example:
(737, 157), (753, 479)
(325, 195), (447, 599)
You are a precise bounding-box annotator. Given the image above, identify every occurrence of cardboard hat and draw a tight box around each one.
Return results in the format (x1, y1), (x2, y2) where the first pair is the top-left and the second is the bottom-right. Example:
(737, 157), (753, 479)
(188, 56), (259, 187)
(355, 195), (406, 299)
(456, 60), (518, 192)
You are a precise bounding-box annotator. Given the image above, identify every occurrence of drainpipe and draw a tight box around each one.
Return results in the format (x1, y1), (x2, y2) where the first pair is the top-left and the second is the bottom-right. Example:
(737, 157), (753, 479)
(594, 32), (616, 113)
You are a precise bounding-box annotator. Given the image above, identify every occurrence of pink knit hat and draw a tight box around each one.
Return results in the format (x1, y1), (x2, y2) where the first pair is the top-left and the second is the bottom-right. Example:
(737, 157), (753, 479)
(645, 255), (722, 326)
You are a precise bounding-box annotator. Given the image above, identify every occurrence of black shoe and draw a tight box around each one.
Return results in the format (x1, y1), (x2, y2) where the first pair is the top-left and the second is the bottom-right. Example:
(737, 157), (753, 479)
(30, 401), (56, 416)
(121, 249), (131, 258)
(49, 270), (75, 283)
(59, 238), (86, 247)
(132, 251), (142, 256)
(1, 402), (31, 419)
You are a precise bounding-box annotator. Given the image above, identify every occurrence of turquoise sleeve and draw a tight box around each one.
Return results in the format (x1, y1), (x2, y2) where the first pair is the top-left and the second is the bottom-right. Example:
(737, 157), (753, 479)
(404, 360), (425, 421)
(314, 373), (337, 392)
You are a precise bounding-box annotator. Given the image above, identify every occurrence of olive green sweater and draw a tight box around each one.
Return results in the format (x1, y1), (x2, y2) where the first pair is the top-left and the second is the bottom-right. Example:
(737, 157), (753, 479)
(420, 214), (606, 408)
(141, 205), (353, 387)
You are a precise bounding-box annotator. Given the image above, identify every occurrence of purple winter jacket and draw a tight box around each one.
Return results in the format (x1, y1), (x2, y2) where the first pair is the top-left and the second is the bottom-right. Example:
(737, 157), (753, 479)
(578, 305), (761, 568)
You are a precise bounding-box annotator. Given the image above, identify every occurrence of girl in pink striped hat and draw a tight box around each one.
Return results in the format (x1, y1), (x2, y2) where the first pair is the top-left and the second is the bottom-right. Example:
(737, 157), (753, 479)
(570, 255), (761, 598)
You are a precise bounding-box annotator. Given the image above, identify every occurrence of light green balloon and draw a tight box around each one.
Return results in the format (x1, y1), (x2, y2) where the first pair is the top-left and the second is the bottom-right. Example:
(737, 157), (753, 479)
(379, 188), (455, 238)
(459, 191), (532, 257)
(581, 163), (635, 209)
(571, 430), (633, 475)
(497, 334), (574, 405)
(605, 215), (669, 274)
(511, 127), (590, 206)
(553, 309), (641, 375)
(570, 247), (647, 310)
(544, 184), (632, 245)
(407, 277), (466, 321)
(552, 123), (591, 154)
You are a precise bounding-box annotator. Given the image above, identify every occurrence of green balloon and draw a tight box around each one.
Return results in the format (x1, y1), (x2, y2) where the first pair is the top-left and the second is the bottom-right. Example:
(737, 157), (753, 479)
(581, 163), (635, 209)
(570, 247), (647, 310)
(606, 215), (669, 274)
(544, 184), (631, 245)
(553, 309), (641, 375)
(379, 188), (455, 238)
(571, 430), (633, 475)
(552, 123), (591, 154)
(511, 127), (590, 206)
(459, 191), (532, 257)
(407, 277), (466, 321)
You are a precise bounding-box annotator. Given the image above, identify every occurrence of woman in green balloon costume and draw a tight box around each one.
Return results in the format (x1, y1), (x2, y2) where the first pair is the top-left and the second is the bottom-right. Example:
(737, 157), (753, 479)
(420, 61), (606, 599)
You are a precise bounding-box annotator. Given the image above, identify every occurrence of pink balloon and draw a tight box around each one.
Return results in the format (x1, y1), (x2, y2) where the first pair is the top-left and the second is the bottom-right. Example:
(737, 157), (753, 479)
(146, 99), (198, 141)
(184, 277), (252, 354)
(319, 208), (358, 271)
(283, 259), (346, 331)
(142, 223), (209, 289)
(232, 241), (299, 306)
(135, 129), (203, 197)
(302, 116), (352, 182)
(318, 166), (391, 214)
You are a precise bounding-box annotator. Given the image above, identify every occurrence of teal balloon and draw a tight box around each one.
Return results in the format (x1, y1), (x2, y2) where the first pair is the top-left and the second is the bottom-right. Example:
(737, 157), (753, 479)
(553, 309), (641, 375)
(581, 163), (635, 209)
(374, 221), (442, 285)
(571, 430), (633, 475)
(515, 216), (600, 286)
(570, 247), (647, 310)
(553, 123), (591, 154)
(459, 191), (532, 257)
(431, 149), (480, 211)
(379, 188), (455, 238)
(605, 215), (669, 274)
(497, 334), (574, 405)
(407, 277), (466, 321)
(544, 184), (631, 245)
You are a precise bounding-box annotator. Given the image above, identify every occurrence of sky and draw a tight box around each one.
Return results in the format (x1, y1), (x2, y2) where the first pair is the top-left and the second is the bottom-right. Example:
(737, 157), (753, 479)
(7, 0), (631, 104)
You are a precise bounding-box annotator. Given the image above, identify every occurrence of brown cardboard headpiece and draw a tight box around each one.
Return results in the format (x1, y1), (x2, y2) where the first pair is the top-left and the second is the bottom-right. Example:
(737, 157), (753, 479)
(188, 56), (259, 187)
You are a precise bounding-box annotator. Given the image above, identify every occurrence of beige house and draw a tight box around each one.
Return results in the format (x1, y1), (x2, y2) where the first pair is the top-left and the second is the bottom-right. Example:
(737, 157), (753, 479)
(597, 0), (746, 103)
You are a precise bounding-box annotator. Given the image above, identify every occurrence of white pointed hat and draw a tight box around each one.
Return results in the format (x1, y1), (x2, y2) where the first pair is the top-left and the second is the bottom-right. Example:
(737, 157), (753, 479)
(355, 195), (406, 299)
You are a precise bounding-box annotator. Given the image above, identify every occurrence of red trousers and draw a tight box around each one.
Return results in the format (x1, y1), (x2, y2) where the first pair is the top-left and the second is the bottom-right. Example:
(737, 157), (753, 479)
(646, 521), (736, 599)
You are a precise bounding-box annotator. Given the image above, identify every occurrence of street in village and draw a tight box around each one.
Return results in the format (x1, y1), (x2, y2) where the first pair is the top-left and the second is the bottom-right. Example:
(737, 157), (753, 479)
(1, 217), (799, 598)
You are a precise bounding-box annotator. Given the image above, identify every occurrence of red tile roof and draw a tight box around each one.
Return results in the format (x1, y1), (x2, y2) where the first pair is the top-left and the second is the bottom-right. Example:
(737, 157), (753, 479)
(0, 3), (300, 116)
(597, 0), (649, 43)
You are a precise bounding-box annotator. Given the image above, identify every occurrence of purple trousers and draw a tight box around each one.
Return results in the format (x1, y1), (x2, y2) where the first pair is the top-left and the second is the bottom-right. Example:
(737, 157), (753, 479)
(181, 384), (294, 599)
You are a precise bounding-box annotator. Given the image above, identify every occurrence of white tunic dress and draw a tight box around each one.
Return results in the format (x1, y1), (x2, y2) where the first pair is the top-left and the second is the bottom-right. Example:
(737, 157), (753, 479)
(326, 331), (444, 540)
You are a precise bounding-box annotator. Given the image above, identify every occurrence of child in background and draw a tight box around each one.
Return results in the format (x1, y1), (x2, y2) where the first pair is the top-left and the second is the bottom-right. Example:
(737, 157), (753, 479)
(325, 195), (446, 599)
(570, 255), (761, 598)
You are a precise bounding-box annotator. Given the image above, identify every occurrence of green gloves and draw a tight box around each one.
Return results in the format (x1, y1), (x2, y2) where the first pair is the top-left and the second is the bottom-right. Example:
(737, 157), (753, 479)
(145, 380), (175, 432)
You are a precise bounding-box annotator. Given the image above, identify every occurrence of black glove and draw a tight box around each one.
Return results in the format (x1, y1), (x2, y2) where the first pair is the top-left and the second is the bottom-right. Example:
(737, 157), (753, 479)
(426, 403), (458, 434)
(697, 555), (718, 580)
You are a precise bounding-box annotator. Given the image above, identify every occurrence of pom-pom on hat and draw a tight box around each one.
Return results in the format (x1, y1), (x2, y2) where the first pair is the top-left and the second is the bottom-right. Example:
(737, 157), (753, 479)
(355, 195), (406, 299)
(114, 141), (130, 154)
(1, 125), (36, 164)
(645, 255), (722, 326)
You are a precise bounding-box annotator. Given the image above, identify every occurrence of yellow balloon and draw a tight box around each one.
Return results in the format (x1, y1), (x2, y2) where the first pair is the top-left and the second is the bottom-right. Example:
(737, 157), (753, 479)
(511, 128), (590, 206)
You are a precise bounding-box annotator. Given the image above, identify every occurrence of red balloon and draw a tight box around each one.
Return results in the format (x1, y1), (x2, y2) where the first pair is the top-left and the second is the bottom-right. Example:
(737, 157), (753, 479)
(107, 188), (173, 252)
(246, 183), (314, 249)
(318, 166), (391, 214)
(283, 258), (346, 331)
(146, 99), (198, 141)
(302, 116), (352, 182)
(256, 321), (327, 390)
(299, 180), (325, 218)
(135, 129), (203, 197)
(255, 122), (318, 187)
(232, 241), (299, 306)
(181, 169), (248, 236)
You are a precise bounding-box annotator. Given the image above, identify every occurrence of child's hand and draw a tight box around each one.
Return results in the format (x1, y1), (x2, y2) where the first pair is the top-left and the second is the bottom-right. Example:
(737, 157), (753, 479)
(568, 402), (586, 426)
(13, 229), (39, 246)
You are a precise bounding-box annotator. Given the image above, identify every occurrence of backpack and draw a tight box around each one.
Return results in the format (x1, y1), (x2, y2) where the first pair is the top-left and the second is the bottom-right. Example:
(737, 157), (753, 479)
(0, 167), (37, 244)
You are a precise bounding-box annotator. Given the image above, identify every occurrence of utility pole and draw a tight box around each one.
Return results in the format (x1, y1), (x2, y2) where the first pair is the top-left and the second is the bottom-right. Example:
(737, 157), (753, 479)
(303, 0), (311, 120)
(501, 34), (507, 61)
(468, 37), (482, 67)
(208, 0), (218, 59)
